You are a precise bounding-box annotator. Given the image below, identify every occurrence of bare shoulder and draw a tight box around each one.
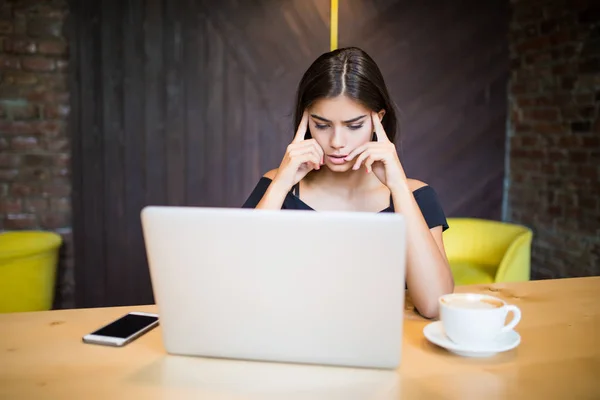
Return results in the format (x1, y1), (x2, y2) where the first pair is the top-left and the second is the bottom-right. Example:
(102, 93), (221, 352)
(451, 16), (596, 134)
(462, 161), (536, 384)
(263, 169), (278, 180)
(407, 178), (429, 192)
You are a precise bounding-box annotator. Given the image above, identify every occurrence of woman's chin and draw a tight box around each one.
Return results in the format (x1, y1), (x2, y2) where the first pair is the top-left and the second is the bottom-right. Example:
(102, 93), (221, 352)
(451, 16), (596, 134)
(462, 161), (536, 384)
(324, 162), (354, 173)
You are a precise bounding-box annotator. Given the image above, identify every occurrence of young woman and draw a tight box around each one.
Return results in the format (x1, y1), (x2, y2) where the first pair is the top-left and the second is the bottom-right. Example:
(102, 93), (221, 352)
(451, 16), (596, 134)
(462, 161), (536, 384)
(242, 47), (454, 318)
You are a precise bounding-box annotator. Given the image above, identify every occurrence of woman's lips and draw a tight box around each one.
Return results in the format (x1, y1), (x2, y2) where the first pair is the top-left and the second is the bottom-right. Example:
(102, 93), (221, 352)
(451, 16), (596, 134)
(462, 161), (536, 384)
(327, 155), (348, 165)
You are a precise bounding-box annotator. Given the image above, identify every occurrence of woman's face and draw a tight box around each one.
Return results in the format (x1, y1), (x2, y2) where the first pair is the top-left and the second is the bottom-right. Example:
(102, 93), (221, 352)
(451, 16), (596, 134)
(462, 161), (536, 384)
(307, 95), (383, 172)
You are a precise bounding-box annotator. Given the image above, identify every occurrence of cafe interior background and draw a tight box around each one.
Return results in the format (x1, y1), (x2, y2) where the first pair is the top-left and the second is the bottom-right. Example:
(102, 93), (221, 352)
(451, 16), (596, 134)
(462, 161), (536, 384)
(0, 0), (598, 312)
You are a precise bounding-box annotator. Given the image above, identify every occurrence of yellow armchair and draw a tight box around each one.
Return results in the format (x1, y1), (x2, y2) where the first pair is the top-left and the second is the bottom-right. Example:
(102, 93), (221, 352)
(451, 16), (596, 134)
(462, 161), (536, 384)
(443, 218), (533, 286)
(0, 231), (62, 313)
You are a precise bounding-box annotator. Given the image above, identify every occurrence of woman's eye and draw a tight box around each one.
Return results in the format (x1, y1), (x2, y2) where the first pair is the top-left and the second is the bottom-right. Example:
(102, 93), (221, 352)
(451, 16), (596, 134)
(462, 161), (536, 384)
(314, 123), (363, 130)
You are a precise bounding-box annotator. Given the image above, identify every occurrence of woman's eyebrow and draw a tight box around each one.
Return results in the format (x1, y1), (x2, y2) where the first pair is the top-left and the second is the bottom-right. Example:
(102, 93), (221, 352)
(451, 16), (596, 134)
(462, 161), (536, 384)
(310, 114), (367, 123)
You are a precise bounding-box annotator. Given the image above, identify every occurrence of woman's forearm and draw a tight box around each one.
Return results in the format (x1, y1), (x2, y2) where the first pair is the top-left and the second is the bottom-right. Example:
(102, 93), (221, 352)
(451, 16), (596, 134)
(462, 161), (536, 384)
(391, 183), (454, 318)
(255, 180), (290, 210)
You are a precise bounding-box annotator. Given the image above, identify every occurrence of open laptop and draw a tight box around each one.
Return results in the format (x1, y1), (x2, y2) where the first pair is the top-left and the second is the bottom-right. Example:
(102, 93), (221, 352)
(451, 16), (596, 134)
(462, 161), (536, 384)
(140, 206), (407, 369)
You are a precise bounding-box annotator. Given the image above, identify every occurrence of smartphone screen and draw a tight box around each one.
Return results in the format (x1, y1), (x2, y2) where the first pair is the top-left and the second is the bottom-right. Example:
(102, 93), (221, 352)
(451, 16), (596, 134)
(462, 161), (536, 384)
(91, 313), (159, 339)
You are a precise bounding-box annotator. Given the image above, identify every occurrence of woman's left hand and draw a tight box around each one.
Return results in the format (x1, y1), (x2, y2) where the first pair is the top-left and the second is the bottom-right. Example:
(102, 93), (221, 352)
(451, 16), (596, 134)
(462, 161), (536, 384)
(344, 112), (407, 191)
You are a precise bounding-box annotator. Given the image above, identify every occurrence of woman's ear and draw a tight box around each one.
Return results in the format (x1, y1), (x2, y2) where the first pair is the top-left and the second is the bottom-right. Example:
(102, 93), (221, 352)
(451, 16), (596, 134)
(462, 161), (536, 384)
(378, 109), (386, 121)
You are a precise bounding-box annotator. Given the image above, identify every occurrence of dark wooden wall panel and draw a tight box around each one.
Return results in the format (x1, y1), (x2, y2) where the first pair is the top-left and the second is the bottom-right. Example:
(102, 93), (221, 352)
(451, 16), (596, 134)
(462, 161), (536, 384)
(143, 0), (167, 208)
(140, 0), (167, 305)
(70, 0), (107, 307)
(183, 0), (206, 207)
(338, 0), (509, 220)
(101, 0), (125, 307)
(123, 0), (147, 306)
(71, 0), (330, 307)
(70, 0), (508, 307)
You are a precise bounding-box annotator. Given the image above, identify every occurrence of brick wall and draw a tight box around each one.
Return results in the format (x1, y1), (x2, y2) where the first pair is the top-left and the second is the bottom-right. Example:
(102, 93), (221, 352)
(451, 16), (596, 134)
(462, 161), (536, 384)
(507, 0), (600, 278)
(0, 0), (73, 308)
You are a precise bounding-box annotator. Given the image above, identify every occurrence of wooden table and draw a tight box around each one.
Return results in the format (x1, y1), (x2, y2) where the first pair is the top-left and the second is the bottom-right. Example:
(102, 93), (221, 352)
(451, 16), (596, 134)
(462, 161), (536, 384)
(1, 277), (599, 399)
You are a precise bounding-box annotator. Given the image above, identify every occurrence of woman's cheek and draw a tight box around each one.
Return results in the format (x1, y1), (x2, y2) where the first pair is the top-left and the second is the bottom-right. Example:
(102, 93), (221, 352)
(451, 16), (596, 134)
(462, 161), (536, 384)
(309, 127), (324, 141)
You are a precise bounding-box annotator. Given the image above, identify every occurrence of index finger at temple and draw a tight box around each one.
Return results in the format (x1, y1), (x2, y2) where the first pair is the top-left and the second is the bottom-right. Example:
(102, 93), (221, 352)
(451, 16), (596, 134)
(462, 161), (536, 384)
(293, 110), (309, 143)
(372, 111), (389, 142)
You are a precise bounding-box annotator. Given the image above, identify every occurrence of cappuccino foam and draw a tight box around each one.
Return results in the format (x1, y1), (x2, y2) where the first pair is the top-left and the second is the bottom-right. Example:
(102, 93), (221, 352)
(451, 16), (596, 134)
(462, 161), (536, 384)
(443, 297), (503, 309)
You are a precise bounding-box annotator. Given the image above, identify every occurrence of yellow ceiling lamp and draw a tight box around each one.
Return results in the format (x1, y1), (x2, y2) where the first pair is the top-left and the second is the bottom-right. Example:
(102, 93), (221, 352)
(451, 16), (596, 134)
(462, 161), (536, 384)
(330, 0), (338, 50)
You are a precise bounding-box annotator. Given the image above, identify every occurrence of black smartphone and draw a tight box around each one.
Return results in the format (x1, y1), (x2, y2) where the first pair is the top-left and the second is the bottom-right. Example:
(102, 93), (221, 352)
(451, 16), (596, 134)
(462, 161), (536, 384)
(82, 311), (159, 347)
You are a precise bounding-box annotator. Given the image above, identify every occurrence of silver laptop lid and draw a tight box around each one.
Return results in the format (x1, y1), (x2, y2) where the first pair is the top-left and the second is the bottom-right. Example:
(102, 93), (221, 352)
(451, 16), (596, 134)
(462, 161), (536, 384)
(141, 206), (406, 369)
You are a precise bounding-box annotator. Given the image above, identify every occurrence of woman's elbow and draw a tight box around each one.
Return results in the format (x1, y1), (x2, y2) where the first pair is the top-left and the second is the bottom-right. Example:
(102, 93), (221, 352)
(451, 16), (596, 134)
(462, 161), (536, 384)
(415, 284), (454, 319)
(416, 303), (439, 319)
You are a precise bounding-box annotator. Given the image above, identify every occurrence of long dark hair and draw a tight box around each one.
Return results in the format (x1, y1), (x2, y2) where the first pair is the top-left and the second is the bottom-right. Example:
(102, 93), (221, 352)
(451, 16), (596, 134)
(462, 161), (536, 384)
(293, 47), (399, 143)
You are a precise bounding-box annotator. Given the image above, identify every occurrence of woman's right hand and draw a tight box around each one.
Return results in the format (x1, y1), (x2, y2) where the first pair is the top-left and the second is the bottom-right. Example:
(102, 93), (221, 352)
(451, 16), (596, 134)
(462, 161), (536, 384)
(273, 111), (324, 190)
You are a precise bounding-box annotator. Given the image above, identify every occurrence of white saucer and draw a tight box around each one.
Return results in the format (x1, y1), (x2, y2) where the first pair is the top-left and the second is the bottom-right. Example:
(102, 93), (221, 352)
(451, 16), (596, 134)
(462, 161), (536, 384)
(423, 321), (521, 358)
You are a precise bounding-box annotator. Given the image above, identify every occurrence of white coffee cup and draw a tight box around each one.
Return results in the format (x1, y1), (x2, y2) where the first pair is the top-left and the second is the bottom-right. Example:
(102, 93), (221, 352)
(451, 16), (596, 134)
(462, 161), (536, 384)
(439, 293), (521, 347)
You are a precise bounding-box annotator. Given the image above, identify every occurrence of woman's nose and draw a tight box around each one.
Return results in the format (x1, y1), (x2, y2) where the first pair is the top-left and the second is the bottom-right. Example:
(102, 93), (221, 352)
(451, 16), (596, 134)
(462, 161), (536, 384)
(330, 129), (345, 149)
